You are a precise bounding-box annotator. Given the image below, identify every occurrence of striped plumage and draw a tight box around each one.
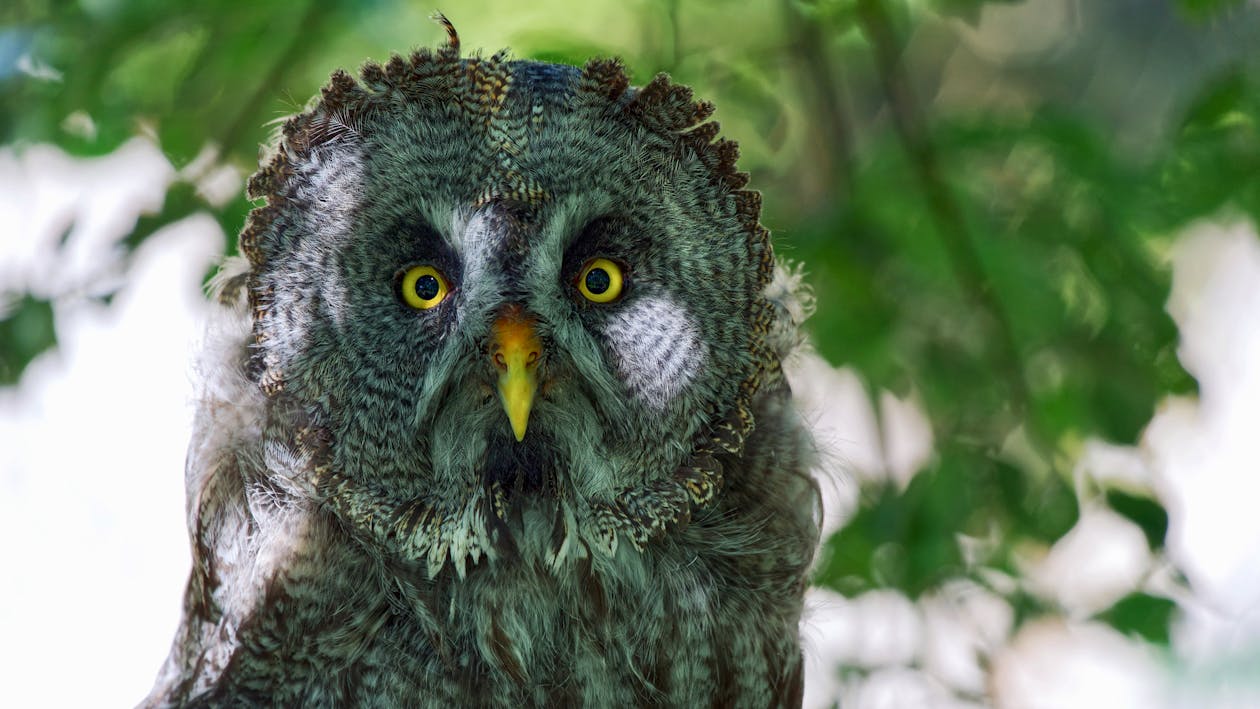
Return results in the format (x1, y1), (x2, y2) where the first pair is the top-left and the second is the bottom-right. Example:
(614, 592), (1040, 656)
(145, 18), (820, 707)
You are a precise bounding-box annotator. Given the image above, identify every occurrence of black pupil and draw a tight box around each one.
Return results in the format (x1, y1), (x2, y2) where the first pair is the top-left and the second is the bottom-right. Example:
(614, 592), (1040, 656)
(415, 274), (440, 300)
(584, 267), (611, 295)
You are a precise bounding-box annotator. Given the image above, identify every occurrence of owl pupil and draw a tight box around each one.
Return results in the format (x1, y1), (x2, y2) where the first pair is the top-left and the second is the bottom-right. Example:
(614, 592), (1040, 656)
(584, 268), (611, 295)
(415, 275), (440, 300)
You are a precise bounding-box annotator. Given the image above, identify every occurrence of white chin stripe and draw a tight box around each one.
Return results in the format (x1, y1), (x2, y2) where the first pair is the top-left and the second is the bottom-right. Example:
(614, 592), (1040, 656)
(601, 294), (708, 410)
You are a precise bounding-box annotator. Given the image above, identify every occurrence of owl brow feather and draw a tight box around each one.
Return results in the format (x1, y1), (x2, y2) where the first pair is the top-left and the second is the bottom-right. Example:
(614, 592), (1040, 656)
(430, 10), (460, 54)
(303, 110), (363, 147)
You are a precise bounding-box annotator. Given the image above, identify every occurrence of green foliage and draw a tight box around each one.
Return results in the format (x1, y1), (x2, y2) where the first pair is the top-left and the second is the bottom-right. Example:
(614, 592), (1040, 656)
(0, 294), (55, 385)
(3, 1), (360, 163)
(817, 464), (970, 597)
(816, 451), (1079, 598)
(1097, 592), (1177, 645)
(1177, 0), (1247, 19)
(1159, 71), (1260, 227)
(1105, 490), (1169, 550)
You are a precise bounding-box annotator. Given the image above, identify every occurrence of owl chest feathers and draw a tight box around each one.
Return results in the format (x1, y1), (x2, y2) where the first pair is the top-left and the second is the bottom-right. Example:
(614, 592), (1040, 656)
(150, 358), (814, 707)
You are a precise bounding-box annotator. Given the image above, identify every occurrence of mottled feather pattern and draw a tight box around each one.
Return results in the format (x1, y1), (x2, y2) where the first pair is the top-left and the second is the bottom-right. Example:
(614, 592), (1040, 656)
(145, 20), (819, 708)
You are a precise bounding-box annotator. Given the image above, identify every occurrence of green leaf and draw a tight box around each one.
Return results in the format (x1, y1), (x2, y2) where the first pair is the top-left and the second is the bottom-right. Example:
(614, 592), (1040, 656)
(1096, 592), (1176, 645)
(789, 0), (859, 34)
(1155, 71), (1260, 230)
(1177, 0), (1246, 19)
(1005, 587), (1053, 630)
(935, 113), (1196, 443)
(993, 461), (1079, 544)
(1180, 71), (1248, 133)
(101, 25), (208, 113)
(1105, 490), (1169, 550)
(816, 455), (977, 597)
(0, 295), (56, 385)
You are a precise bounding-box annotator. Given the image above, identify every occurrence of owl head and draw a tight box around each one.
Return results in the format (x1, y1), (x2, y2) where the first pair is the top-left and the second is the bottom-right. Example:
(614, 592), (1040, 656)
(238, 19), (780, 576)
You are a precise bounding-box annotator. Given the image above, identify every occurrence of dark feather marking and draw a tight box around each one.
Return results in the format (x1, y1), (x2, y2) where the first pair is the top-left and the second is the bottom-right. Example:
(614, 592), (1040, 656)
(488, 613), (528, 685)
(394, 497), (433, 542)
(770, 648), (804, 708)
(579, 57), (629, 101)
(431, 11), (460, 54)
(631, 648), (667, 706)
(708, 644), (740, 709)
(548, 503), (568, 558)
(576, 556), (609, 625)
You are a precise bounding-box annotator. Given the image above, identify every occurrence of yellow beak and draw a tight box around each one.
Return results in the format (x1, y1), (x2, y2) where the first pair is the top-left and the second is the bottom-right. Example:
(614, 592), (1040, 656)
(491, 308), (541, 442)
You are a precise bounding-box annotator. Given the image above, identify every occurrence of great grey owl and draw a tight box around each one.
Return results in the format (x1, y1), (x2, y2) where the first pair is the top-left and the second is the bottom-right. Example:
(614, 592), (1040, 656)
(145, 18), (820, 707)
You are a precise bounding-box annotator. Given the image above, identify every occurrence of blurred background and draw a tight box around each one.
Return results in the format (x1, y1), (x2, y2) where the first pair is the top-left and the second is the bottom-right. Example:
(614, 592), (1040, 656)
(3, 0), (1260, 706)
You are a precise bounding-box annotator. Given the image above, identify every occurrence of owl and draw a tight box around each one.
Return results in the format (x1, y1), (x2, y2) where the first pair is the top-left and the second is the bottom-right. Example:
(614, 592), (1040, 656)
(144, 18), (820, 708)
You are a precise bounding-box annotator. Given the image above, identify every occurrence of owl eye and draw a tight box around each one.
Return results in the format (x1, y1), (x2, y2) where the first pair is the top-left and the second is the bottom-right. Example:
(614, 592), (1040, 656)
(399, 264), (450, 310)
(576, 258), (624, 303)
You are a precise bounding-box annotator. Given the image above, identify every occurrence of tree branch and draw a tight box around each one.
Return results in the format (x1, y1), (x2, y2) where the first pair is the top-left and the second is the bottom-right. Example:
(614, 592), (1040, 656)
(217, 1), (328, 162)
(126, 1), (328, 252)
(854, 0), (1034, 423)
(784, 0), (855, 195)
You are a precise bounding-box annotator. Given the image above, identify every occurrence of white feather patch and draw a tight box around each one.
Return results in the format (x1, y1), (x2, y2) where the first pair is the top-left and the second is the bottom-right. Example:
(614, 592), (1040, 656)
(601, 294), (708, 410)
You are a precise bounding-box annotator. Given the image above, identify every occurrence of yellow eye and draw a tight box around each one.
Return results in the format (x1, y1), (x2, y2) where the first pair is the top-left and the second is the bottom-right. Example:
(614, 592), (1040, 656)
(399, 265), (449, 310)
(577, 258), (623, 303)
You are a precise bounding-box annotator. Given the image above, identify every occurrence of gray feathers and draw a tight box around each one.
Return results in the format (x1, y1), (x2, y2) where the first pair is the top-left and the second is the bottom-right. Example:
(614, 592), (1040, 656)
(145, 24), (819, 708)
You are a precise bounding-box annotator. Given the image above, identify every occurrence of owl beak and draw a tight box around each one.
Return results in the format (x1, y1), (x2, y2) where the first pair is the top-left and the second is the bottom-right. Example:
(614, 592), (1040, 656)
(491, 309), (541, 442)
